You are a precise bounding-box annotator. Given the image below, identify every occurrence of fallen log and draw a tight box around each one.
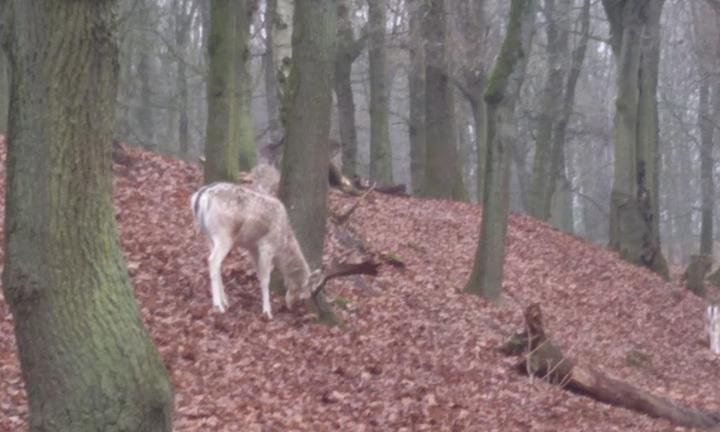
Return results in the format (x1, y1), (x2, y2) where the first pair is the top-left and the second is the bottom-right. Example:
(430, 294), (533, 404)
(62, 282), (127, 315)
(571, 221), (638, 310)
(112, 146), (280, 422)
(501, 304), (720, 430)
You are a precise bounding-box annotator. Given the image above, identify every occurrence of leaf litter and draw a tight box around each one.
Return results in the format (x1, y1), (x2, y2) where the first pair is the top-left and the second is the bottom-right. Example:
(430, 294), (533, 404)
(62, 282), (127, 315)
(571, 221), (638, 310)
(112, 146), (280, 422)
(0, 143), (718, 431)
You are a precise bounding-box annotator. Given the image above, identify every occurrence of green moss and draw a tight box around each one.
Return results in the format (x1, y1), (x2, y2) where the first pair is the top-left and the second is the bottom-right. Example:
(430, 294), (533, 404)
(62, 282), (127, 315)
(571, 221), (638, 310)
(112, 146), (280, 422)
(484, 0), (529, 105)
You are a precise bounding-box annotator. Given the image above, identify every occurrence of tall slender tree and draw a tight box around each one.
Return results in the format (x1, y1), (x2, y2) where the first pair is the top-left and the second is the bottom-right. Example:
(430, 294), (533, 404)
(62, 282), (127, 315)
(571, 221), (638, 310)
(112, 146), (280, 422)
(335, 0), (367, 178)
(602, 0), (668, 277)
(368, 0), (392, 184)
(233, 0), (258, 171)
(464, 0), (536, 301)
(408, 0), (426, 194)
(2, 1), (174, 429)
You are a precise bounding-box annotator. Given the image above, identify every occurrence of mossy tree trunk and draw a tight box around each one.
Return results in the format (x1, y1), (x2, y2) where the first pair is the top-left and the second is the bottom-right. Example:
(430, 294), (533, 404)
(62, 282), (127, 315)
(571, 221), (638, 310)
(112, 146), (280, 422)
(2, 1), (174, 430)
(423, 0), (468, 201)
(279, 0), (339, 325)
(334, 0), (366, 178)
(464, 0), (536, 302)
(368, 0), (392, 184)
(603, 0), (668, 277)
(408, 0), (426, 195)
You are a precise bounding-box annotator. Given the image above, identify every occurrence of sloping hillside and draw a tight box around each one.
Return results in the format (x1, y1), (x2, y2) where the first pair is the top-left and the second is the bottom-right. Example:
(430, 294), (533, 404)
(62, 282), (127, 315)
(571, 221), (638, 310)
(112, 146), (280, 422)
(1, 145), (718, 431)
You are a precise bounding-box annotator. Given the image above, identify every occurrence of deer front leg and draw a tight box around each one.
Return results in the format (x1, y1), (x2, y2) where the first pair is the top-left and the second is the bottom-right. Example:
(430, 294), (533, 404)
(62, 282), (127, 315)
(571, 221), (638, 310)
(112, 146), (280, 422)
(208, 235), (233, 312)
(255, 244), (274, 319)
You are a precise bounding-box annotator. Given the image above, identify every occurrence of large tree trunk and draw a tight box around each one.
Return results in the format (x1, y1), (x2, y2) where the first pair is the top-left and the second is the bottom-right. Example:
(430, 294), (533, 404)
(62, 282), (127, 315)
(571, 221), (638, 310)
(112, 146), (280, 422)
(2, 1), (174, 430)
(368, 0), (392, 184)
(407, 0), (426, 195)
(464, 0), (535, 301)
(423, 0), (468, 201)
(234, 0), (257, 171)
(603, 0), (668, 277)
(334, 0), (365, 178)
(279, 0), (339, 325)
(692, 1), (720, 257)
(204, 0), (239, 183)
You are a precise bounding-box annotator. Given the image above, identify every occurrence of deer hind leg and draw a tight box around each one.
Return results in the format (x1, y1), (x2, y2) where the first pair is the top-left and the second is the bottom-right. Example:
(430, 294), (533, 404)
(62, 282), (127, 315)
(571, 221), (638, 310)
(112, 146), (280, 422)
(208, 233), (233, 312)
(254, 244), (274, 319)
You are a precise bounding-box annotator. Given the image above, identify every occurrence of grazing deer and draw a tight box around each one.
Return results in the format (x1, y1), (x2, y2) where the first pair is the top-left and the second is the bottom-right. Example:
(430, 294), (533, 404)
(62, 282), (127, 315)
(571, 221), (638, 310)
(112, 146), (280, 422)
(191, 183), (321, 317)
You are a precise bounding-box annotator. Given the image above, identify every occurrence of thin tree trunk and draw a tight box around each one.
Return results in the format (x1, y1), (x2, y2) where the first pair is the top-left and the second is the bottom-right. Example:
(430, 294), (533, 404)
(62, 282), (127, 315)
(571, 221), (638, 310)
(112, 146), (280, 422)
(548, 0), (591, 234)
(368, 0), (392, 184)
(464, 0), (536, 301)
(174, 0), (192, 158)
(334, 0), (365, 178)
(408, 0), (426, 195)
(3, 1), (173, 429)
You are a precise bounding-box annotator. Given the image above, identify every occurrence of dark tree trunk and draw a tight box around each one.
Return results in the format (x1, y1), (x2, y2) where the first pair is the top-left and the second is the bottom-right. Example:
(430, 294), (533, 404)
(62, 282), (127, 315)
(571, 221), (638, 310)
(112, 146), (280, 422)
(3, 1), (174, 430)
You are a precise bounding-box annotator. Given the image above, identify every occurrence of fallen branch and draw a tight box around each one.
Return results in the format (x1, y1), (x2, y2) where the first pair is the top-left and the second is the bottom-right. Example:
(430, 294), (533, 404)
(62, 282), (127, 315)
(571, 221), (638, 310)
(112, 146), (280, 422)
(501, 304), (720, 430)
(311, 259), (381, 296)
(332, 187), (374, 225)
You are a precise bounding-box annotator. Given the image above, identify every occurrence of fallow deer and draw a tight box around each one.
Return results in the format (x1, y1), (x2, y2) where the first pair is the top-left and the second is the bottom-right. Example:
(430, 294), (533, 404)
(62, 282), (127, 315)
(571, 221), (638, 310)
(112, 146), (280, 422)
(191, 183), (321, 318)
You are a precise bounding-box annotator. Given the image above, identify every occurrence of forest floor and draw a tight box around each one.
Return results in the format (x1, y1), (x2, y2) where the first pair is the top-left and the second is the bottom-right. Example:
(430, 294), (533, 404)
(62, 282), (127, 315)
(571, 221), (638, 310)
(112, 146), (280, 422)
(1, 144), (719, 431)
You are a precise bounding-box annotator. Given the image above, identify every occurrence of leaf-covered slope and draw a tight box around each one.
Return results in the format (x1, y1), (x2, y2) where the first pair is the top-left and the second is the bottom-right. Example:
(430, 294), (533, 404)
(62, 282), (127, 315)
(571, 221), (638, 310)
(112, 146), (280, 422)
(1, 144), (718, 431)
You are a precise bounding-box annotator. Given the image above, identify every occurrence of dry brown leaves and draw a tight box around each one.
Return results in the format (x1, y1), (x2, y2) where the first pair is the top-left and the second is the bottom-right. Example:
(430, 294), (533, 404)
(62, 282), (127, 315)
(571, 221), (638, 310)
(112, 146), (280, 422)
(1, 143), (718, 431)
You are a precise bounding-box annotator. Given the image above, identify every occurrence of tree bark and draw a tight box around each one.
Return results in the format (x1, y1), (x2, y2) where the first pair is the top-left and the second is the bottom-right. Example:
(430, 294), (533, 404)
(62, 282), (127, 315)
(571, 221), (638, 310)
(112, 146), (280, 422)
(529, 0), (570, 221)
(3, 1), (174, 430)
(334, 0), (366, 178)
(454, 0), (488, 202)
(408, 0), (426, 195)
(173, 0), (193, 159)
(234, 0), (257, 171)
(279, 0), (339, 325)
(368, 0), (392, 184)
(603, 0), (668, 277)
(423, 0), (468, 201)
(548, 0), (591, 234)
(204, 0), (239, 183)
(464, 0), (536, 301)
(263, 0), (283, 145)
